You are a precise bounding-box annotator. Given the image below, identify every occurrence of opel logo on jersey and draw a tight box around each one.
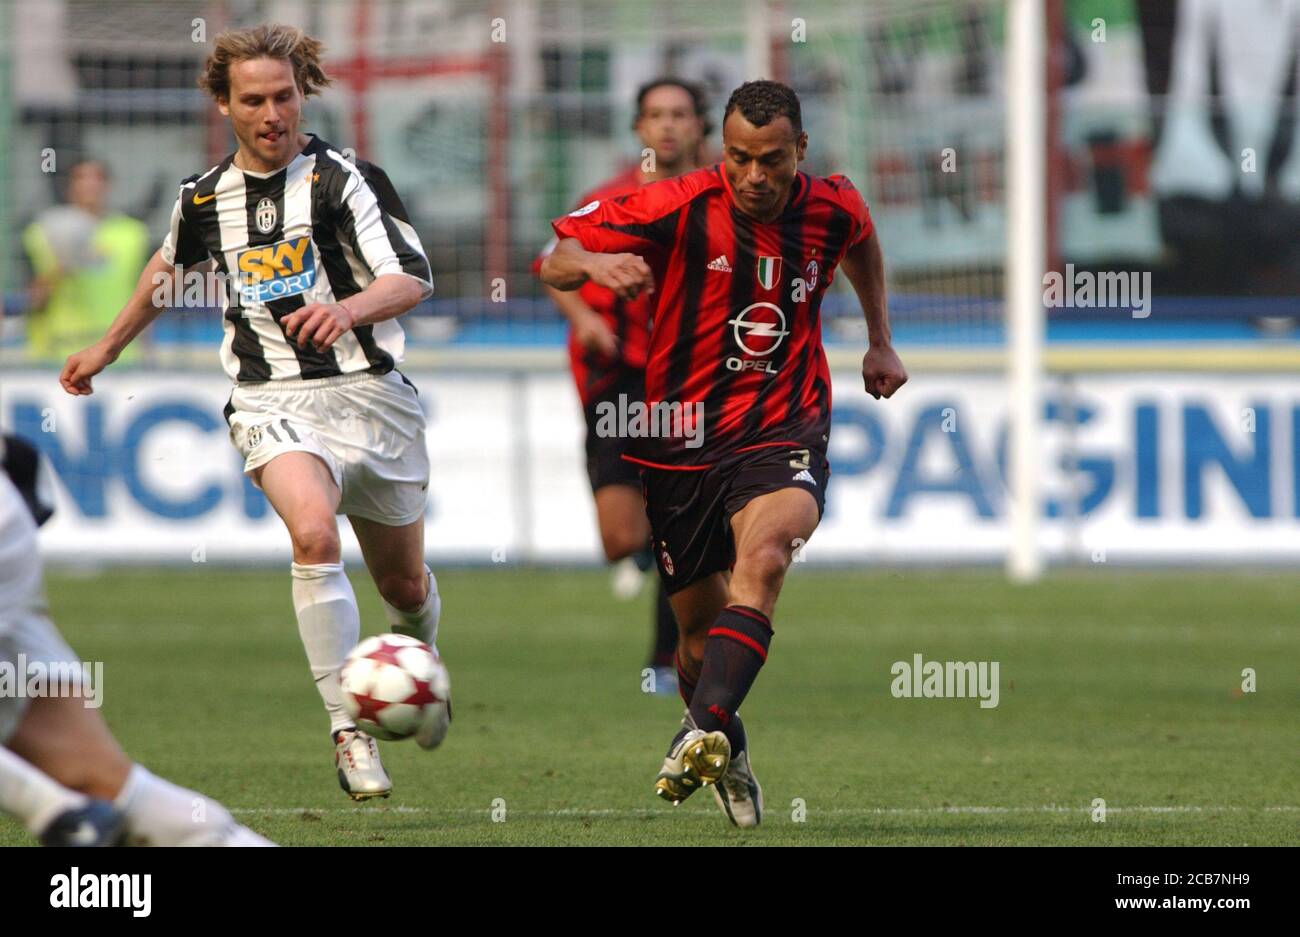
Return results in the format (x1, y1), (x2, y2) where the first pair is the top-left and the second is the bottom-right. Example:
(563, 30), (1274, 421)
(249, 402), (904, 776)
(756, 256), (782, 291)
(255, 197), (278, 234)
(237, 236), (316, 304)
(728, 302), (789, 357)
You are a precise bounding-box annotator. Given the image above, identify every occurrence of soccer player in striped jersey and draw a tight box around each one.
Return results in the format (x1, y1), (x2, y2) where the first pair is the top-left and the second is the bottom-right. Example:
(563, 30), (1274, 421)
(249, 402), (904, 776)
(542, 80), (908, 827)
(532, 78), (712, 696)
(59, 24), (447, 801)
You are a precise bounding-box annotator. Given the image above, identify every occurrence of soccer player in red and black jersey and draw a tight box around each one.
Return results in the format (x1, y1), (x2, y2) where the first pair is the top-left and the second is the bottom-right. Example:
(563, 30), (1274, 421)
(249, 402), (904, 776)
(533, 78), (712, 694)
(541, 80), (907, 827)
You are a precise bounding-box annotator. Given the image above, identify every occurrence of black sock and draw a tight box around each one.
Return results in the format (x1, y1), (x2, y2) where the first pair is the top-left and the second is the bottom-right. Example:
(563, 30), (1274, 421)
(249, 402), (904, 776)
(688, 605), (771, 757)
(649, 579), (678, 667)
(675, 648), (697, 706)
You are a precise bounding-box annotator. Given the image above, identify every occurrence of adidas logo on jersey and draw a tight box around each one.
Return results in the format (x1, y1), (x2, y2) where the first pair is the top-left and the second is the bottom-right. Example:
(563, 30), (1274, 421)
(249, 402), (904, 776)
(707, 254), (733, 273)
(793, 469), (817, 486)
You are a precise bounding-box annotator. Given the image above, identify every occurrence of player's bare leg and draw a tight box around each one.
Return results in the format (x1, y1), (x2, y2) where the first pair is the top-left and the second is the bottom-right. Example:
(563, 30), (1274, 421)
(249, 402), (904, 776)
(656, 488), (819, 824)
(727, 487), (820, 617)
(256, 452), (390, 799)
(6, 692), (130, 800)
(0, 744), (123, 846)
(349, 514), (451, 750)
(349, 514), (438, 647)
(7, 695), (269, 845)
(595, 484), (679, 693)
(668, 573), (729, 694)
(1, 688), (129, 845)
(594, 484), (650, 562)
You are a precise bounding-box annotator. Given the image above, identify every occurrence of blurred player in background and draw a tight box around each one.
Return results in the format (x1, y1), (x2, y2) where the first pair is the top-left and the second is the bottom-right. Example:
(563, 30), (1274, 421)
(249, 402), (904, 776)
(533, 78), (712, 694)
(59, 24), (447, 802)
(0, 434), (271, 845)
(543, 80), (907, 827)
(22, 159), (149, 364)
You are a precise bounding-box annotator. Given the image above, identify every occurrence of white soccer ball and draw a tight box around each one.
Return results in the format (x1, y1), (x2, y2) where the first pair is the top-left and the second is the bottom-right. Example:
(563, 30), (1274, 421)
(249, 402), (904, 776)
(339, 634), (450, 741)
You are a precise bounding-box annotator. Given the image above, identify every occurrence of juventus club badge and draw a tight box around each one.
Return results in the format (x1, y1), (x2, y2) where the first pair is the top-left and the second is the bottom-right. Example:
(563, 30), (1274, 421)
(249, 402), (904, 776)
(756, 255), (781, 291)
(255, 197), (277, 234)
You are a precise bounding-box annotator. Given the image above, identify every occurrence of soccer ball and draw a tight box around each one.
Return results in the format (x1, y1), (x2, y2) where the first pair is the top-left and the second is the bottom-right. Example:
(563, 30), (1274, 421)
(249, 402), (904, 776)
(339, 634), (450, 742)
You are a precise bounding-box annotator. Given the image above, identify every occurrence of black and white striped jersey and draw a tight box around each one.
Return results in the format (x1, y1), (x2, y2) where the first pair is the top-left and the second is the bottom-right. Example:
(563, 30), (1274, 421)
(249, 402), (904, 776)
(160, 133), (433, 383)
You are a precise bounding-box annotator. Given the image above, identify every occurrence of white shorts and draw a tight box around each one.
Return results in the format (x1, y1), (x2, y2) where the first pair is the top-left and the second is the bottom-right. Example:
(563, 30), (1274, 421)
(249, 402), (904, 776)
(0, 611), (82, 744)
(226, 370), (430, 526)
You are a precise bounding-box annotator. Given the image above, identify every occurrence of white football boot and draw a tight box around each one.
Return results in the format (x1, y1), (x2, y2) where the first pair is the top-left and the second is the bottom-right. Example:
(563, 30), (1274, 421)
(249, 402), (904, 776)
(711, 747), (763, 828)
(333, 728), (392, 801)
(676, 710), (763, 826)
(654, 728), (730, 806)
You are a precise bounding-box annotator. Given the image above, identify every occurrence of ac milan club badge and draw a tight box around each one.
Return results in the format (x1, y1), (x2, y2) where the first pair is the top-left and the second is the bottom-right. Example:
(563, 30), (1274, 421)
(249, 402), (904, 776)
(805, 259), (819, 291)
(660, 546), (675, 577)
(255, 197), (277, 234)
(756, 255), (782, 291)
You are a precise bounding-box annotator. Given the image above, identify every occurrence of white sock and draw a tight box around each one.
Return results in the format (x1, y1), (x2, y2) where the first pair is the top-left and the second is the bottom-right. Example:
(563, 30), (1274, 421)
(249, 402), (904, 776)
(113, 763), (269, 846)
(0, 746), (88, 836)
(382, 565), (441, 653)
(292, 561), (361, 734)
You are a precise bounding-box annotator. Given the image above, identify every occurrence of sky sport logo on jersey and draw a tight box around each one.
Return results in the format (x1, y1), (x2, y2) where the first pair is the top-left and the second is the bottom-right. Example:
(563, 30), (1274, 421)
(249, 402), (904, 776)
(237, 236), (317, 304)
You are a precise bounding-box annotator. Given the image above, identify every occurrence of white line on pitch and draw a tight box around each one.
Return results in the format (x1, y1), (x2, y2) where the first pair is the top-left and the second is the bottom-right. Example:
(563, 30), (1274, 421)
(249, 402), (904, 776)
(229, 805), (1300, 817)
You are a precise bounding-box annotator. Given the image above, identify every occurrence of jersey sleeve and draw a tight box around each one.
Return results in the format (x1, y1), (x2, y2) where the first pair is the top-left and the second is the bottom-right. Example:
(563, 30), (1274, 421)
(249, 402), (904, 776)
(827, 174), (874, 250)
(159, 180), (211, 267)
(332, 159), (434, 299)
(549, 183), (685, 257)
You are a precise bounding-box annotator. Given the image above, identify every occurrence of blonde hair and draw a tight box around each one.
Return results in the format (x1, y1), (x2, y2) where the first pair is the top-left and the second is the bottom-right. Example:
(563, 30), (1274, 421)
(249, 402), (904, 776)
(197, 23), (332, 101)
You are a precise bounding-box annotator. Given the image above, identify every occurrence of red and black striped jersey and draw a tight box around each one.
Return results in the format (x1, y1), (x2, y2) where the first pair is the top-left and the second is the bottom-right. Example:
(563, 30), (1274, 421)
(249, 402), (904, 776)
(532, 164), (652, 405)
(551, 164), (873, 468)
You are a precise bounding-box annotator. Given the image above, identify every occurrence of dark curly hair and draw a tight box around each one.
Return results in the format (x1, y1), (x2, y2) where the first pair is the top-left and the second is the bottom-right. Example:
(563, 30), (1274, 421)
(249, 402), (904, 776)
(723, 80), (802, 135)
(633, 77), (714, 136)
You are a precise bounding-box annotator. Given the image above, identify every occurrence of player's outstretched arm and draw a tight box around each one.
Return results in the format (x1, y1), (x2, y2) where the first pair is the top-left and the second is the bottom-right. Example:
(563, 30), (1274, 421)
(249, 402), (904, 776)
(839, 229), (908, 400)
(540, 237), (654, 300)
(60, 248), (180, 396)
(283, 273), (426, 353)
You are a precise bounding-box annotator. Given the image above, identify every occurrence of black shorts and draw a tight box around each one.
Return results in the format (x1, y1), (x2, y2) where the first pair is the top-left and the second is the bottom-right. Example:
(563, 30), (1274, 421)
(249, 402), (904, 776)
(640, 445), (830, 595)
(582, 365), (644, 493)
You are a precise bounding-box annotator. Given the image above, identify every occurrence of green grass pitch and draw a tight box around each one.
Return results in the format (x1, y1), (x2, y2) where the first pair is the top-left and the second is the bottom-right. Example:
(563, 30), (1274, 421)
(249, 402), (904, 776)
(4, 567), (1296, 845)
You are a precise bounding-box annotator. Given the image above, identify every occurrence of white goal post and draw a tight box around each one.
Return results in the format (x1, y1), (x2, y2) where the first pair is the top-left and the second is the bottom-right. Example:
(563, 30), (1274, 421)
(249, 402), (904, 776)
(1005, 0), (1046, 582)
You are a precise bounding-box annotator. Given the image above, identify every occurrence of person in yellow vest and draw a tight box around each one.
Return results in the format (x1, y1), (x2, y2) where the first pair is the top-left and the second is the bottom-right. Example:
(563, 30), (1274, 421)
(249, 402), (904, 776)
(22, 159), (149, 364)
